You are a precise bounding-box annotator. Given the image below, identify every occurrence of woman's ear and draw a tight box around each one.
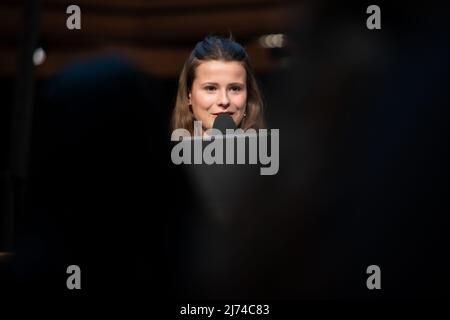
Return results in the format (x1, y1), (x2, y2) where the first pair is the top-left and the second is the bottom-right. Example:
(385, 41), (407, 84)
(188, 92), (192, 105)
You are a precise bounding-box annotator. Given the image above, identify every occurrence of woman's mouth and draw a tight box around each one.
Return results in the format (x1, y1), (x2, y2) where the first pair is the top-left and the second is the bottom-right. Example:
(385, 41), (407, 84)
(212, 112), (234, 116)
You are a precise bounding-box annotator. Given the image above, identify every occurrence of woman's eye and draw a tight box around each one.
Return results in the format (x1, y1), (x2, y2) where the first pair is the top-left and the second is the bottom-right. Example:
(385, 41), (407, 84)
(230, 86), (242, 92)
(205, 86), (216, 92)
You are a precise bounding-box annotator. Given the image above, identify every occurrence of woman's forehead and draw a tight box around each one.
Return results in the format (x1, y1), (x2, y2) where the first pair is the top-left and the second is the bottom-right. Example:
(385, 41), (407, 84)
(194, 60), (246, 82)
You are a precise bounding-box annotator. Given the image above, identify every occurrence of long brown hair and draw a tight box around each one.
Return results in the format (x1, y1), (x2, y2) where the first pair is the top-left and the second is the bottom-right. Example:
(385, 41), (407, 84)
(171, 35), (265, 134)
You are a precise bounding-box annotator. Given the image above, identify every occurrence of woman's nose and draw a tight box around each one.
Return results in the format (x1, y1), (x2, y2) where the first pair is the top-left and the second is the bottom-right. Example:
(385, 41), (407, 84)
(217, 90), (230, 107)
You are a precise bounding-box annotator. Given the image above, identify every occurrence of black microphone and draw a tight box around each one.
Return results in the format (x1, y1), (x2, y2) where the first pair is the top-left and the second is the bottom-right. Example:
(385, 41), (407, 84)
(212, 113), (236, 135)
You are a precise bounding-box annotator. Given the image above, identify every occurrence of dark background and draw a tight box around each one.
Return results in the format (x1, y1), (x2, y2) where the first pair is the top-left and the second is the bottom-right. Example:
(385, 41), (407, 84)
(1, 0), (449, 303)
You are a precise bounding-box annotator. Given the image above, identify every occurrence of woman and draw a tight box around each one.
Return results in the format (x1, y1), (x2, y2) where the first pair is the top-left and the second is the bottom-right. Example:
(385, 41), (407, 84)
(171, 35), (265, 136)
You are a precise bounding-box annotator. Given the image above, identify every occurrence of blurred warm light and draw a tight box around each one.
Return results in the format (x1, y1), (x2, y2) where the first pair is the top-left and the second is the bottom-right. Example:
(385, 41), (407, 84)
(33, 47), (46, 66)
(258, 33), (285, 48)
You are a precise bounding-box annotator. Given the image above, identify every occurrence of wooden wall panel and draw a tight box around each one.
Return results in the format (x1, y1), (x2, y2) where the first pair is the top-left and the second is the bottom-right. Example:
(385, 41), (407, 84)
(0, 1), (301, 78)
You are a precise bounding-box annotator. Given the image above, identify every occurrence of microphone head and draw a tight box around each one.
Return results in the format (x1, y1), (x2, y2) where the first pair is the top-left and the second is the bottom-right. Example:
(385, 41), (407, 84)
(212, 113), (236, 134)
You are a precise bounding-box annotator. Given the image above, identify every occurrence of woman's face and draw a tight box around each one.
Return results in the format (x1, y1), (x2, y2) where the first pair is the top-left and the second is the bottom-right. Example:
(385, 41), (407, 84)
(189, 60), (247, 131)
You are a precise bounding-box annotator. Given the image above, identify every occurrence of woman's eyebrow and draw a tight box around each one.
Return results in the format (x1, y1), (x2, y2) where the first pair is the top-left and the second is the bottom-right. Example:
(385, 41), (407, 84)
(201, 82), (245, 86)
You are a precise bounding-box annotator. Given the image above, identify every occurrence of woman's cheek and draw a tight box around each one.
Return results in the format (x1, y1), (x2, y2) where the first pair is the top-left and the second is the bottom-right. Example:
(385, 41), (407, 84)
(237, 93), (247, 106)
(205, 95), (216, 108)
(196, 96), (212, 110)
(237, 97), (247, 109)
